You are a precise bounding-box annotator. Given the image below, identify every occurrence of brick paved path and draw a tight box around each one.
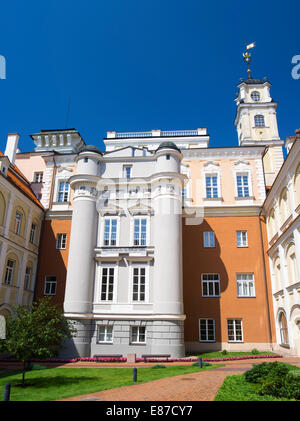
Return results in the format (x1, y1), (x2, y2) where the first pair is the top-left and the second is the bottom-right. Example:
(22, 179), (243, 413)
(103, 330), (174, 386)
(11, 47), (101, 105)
(57, 357), (300, 402)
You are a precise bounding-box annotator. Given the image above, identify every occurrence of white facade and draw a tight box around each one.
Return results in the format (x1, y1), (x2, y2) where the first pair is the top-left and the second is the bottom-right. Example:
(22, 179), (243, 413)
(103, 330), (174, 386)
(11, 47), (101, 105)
(62, 143), (186, 358)
(263, 131), (300, 356)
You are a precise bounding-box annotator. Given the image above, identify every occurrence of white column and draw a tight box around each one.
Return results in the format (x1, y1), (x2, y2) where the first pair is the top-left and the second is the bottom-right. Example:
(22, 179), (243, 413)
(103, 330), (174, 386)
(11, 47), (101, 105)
(3, 191), (15, 237)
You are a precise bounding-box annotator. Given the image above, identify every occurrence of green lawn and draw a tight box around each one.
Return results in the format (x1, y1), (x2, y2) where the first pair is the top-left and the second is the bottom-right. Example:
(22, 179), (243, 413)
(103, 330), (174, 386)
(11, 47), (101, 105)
(214, 363), (300, 401)
(0, 363), (222, 401)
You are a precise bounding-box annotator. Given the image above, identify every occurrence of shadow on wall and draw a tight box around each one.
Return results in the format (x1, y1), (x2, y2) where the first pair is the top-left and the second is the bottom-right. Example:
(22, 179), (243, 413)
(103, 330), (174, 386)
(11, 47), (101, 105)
(182, 218), (229, 353)
(34, 219), (69, 311)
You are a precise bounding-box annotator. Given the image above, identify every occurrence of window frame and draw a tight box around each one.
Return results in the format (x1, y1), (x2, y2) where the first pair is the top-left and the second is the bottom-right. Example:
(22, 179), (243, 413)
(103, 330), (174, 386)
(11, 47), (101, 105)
(103, 217), (118, 246)
(201, 273), (220, 297)
(199, 319), (215, 342)
(44, 276), (57, 296)
(130, 326), (146, 344)
(56, 233), (67, 250)
(236, 230), (248, 247)
(236, 273), (255, 297)
(4, 259), (15, 285)
(203, 231), (215, 248)
(33, 172), (43, 183)
(133, 216), (147, 246)
(227, 319), (243, 342)
(97, 325), (113, 344)
(57, 181), (70, 203)
(254, 114), (265, 128)
(99, 266), (115, 302)
(14, 211), (22, 235)
(24, 266), (32, 290)
(205, 174), (219, 198)
(236, 173), (250, 198)
(29, 223), (36, 244)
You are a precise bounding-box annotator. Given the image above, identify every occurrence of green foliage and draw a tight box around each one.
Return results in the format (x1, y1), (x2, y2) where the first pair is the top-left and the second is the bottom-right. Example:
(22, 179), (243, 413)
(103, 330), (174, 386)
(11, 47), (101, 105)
(245, 362), (289, 384)
(0, 297), (76, 386)
(151, 364), (166, 369)
(192, 361), (212, 367)
(251, 348), (260, 355)
(221, 349), (228, 355)
(244, 362), (300, 400)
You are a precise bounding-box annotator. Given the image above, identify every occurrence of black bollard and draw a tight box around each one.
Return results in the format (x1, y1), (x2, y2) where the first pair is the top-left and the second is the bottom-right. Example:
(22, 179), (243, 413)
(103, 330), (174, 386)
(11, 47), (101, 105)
(198, 358), (203, 369)
(3, 382), (11, 401)
(133, 368), (137, 382)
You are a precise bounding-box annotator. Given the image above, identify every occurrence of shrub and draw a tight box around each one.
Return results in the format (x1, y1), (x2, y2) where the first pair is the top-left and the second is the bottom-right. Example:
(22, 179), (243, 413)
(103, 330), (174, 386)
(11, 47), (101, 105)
(245, 362), (289, 384)
(221, 350), (228, 355)
(259, 374), (300, 399)
(152, 364), (166, 369)
(192, 361), (212, 367)
(251, 348), (260, 355)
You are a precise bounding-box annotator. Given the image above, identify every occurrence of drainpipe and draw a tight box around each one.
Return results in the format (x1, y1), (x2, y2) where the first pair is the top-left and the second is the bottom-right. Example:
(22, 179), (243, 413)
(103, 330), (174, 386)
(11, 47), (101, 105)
(258, 207), (274, 350)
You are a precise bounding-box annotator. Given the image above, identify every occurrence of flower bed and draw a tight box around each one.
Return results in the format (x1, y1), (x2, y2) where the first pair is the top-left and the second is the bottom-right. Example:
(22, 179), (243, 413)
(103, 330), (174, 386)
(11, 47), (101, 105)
(0, 354), (282, 363)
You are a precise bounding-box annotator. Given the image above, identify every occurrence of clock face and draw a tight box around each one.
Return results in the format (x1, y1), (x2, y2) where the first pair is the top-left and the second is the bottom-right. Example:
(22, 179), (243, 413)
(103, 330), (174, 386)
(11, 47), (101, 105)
(251, 91), (260, 102)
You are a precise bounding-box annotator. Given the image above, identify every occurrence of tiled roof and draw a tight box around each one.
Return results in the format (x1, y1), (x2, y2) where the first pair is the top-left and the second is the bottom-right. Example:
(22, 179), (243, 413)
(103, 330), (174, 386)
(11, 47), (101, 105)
(0, 152), (44, 209)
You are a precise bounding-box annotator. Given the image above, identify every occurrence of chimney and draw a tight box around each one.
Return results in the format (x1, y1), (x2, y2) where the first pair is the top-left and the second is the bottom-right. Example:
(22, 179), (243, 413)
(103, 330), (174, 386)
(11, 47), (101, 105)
(4, 133), (20, 165)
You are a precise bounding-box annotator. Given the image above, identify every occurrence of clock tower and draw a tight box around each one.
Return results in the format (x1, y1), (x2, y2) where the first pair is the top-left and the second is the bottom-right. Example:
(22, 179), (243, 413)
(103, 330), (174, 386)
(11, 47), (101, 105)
(234, 77), (284, 187)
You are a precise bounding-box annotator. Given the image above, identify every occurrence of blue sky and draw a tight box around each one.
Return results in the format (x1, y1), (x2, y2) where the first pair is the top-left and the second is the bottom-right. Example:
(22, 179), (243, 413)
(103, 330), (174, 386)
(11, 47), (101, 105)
(0, 0), (299, 153)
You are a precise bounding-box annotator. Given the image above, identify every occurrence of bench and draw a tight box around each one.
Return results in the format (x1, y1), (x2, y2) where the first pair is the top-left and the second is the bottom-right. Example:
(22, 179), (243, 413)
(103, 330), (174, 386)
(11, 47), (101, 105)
(141, 354), (171, 362)
(93, 354), (123, 360)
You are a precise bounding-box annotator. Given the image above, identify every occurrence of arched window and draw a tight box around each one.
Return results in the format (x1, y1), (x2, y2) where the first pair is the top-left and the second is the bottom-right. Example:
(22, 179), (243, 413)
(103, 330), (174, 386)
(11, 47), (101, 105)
(254, 115), (265, 127)
(279, 311), (289, 345)
(279, 188), (290, 225)
(294, 164), (300, 207)
(268, 209), (276, 239)
(286, 243), (298, 286)
(273, 256), (281, 292)
(0, 192), (6, 226)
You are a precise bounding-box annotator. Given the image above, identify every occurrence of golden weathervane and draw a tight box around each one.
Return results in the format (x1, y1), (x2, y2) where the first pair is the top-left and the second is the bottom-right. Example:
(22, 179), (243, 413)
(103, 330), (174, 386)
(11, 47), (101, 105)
(243, 42), (256, 78)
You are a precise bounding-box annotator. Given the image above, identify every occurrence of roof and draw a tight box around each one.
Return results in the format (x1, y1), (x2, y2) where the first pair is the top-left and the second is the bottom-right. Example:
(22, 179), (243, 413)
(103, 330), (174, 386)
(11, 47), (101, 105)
(156, 141), (181, 152)
(79, 144), (102, 154)
(0, 152), (44, 210)
(238, 77), (270, 85)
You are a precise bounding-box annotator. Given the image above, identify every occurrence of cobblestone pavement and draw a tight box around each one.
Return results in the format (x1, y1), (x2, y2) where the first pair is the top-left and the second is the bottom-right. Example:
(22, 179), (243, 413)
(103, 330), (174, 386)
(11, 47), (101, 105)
(56, 357), (300, 402)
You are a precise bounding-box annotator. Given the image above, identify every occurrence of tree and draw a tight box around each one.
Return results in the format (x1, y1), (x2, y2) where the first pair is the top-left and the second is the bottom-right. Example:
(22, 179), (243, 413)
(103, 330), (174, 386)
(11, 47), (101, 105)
(0, 297), (76, 387)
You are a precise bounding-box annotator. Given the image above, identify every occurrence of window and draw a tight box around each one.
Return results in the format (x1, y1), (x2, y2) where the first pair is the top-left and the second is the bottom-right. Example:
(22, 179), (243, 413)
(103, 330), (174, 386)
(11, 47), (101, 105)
(182, 188), (187, 199)
(227, 319), (243, 342)
(24, 266), (31, 290)
(97, 325), (113, 343)
(34, 172), (43, 183)
(134, 218), (147, 246)
(4, 260), (15, 285)
(279, 312), (289, 346)
(124, 166), (132, 179)
(236, 174), (249, 197)
(166, 155), (170, 160)
(131, 326), (146, 344)
(29, 223), (36, 244)
(205, 175), (218, 198)
(132, 267), (146, 301)
(56, 233), (67, 250)
(44, 276), (57, 295)
(202, 274), (220, 297)
(199, 319), (215, 342)
(100, 267), (114, 301)
(236, 273), (255, 297)
(15, 212), (22, 235)
(236, 231), (248, 247)
(103, 218), (117, 246)
(251, 91), (260, 102)
(203, 231), (215, 248)
(58, 181), (70, 203)
(254, 114), (265, 127)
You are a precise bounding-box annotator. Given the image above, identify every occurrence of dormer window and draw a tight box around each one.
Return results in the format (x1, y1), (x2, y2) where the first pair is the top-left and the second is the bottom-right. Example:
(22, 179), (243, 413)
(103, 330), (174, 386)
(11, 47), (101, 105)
(254, 114), (265, 128)
(251, 91), (260, 102)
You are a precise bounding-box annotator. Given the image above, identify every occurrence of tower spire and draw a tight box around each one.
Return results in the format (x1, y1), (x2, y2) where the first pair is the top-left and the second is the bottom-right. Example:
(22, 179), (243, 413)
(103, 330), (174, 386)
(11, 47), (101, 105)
(243, 42), (256, 79)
